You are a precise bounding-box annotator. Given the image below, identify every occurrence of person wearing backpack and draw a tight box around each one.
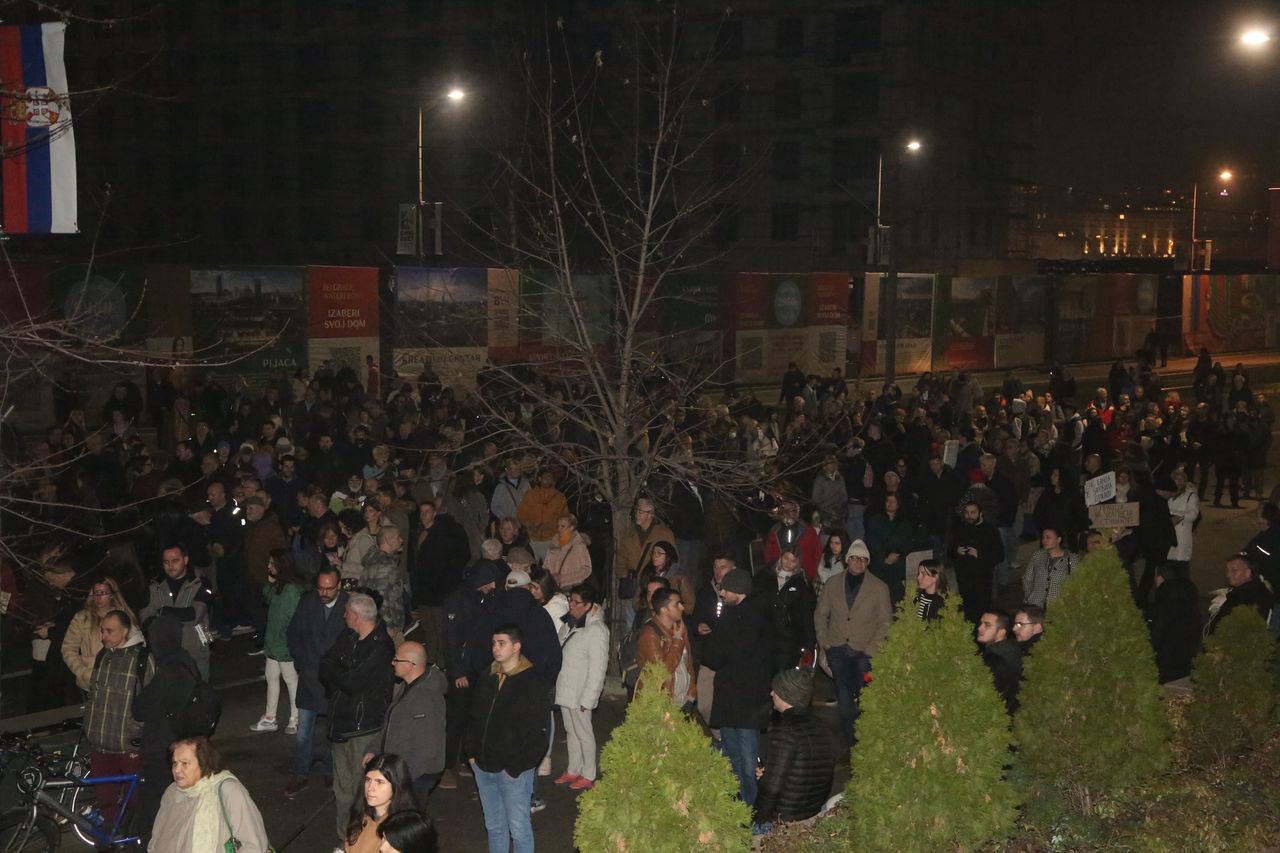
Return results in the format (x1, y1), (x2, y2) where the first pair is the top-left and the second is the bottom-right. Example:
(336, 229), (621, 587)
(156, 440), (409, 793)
(132, 613), (201, 844)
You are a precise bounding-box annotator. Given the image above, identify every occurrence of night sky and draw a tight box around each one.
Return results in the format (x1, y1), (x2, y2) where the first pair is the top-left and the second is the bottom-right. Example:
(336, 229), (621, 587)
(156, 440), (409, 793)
(1039, 1), (1280, 196)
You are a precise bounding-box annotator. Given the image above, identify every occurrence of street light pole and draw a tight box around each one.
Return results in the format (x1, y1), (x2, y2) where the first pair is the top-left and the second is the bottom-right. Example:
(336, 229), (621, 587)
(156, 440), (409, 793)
(879, 139), (922, 386)
(416, 106), (425, 265)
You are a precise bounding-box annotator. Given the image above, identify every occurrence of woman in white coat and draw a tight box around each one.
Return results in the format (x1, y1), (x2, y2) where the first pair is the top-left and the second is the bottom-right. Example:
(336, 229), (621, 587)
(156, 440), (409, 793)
(1164, 468), (1200, 570)
(552, 585), (609, 790)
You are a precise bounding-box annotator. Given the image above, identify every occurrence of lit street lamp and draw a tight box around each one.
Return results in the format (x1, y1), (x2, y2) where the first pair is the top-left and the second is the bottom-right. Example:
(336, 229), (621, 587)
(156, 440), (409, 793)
(1240, 28), (1271, 48)
(878, 138), (924, 384)
(416, 86), (466, 263)
(1189, 166), (1232, 272)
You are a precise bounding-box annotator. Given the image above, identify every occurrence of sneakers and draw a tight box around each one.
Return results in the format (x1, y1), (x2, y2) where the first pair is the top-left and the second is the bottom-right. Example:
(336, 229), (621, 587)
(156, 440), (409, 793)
(537, 756), (552, 777)
(438, 769), (459, 790)
(282, 776), (309, 798)
(553, 772), (579, 786)
(231, 625), (256, 636)
(569, 777), (594, 791)
(285, 719), (298, 735)
(249, 716), (278, 732)
(457, 763), (473, 778)
(247, 648), (266, 657)
(529, 798), (546, 814)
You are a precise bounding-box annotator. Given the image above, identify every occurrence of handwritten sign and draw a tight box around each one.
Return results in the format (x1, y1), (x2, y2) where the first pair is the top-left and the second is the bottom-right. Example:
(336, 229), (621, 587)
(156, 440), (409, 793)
(1084, 472), (1116, 507)
(942, 440), (960, 468)
(1088, 501), (1140, 529)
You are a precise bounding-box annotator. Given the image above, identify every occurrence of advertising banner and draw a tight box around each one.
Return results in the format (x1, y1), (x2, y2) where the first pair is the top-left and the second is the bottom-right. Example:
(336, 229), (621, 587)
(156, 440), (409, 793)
(487, 268), (520, 356)
(731, 273), (849, 383)
(306, 266), (380, 374)
(994, 275), (1048, 368)
(940, 276), (996, 371)
(859, 273), (934, 375)
(1180, 274), (1280, 354)
(392, 266), (489, 385)
(190, 267), (306, 386)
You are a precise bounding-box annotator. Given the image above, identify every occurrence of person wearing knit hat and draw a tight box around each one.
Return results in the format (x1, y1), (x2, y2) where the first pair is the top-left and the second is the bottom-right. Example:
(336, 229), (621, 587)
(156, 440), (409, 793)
(846, 539), (870, 562)
(717, 568), (753, 596)
(770, 668), (813, 708)
(702, 565), (773, 807)
(753, 668), (833, 833)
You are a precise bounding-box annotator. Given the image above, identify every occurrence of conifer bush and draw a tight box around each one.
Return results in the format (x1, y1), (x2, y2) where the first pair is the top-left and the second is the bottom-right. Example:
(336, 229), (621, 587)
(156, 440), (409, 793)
(574, 661), (751, 852)
(1015, 547), (1170, 817)
(844, 590), (1017, 851)
(1183, 607), (1276, 767)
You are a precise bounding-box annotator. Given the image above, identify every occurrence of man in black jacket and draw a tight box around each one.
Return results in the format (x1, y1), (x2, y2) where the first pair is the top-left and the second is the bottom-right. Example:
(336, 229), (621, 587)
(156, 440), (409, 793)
(283, 566), (348, 798)
(918, 454), (963, 560)
(948, 501), (1004, 624)
(318, 591), (394, 843)
(702, 569), (774, 806)
(440, 563), (502, 789)
(410, 500), (472, 665)
(977, 609), (1023, 714)
(467, 624), (550, 853)
(754, 669), (832, 835)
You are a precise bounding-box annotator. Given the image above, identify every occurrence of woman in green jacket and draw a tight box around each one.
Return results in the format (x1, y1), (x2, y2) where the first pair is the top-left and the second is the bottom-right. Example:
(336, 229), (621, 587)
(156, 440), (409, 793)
(249, 548), (304, 734)
(865, 493), (915, 604)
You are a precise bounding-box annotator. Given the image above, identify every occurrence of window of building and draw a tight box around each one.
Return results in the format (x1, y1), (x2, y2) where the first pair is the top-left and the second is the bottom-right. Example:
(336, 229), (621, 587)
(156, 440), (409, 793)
(831, 73), (879, 125)
(830, 136), (879, 185)
(714, 82), (741, 123)
(776, 17), (802, 56)
(711, 141), (741, 180)
(833, 9), (881, 62)
(712, 206), (740, 247)
(772, 141), (801, 181)
(774, 78), (802, 121)
(771, 203), (800, 242)
(715, 20), (743, 59)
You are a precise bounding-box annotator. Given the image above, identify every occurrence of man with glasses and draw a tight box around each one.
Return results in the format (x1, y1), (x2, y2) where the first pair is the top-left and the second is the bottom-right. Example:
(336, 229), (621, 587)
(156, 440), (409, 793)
(282, 566), (348, 798)
(366, 641), (447, 807)
(1011, 604), (1045, 654)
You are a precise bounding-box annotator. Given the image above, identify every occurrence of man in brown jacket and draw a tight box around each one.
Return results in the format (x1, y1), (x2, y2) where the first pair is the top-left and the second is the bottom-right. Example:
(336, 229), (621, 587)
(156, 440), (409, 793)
(635, 588), (696, 709)
(814, 539), (891, 746)
(614, 498), (674, 626)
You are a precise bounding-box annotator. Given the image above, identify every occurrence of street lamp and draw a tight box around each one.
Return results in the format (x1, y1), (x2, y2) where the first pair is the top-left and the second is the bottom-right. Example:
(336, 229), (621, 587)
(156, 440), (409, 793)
(1189, 166), (1232, 271)
(1240, 28), (1271, 48)
(417, 87), (466, 263)
(877, 137), (924, 384)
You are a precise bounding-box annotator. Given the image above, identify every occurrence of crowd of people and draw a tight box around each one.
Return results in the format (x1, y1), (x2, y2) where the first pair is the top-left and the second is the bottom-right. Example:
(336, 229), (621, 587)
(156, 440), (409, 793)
(2, 344), (1278, 848)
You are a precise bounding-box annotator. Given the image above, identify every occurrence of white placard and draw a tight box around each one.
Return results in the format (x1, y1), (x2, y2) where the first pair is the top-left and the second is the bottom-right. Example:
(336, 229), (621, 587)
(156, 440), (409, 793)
(1084, 472), (1116, 507)
(942, 440), (960, 468)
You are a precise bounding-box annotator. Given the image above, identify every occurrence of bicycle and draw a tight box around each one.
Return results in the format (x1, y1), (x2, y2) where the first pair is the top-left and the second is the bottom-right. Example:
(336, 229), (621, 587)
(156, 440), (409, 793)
(0, 733), (142, 851)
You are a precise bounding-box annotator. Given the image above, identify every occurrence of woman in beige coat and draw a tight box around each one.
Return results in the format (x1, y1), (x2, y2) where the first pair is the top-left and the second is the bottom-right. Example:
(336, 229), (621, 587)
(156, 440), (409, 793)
(150, 737), (270, 853)
(542, 515), (593, 590)
(62, 577), (138, 691)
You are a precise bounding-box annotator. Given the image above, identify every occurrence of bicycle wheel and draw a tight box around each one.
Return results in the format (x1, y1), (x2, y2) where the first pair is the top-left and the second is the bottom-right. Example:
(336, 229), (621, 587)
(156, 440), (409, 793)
(0, 808), (61, 852)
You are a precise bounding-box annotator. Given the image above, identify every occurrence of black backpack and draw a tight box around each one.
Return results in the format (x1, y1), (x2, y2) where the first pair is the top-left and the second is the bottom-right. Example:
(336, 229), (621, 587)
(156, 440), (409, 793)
(172, 660), (222, 738)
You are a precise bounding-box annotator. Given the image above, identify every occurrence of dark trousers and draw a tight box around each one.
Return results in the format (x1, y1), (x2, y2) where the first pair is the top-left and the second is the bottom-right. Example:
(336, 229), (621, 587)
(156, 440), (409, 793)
(1215, 464), (1241, 507)
(88, 750), (141, 829)
(826, 646), (872, 747)
(444, 681), (472, 769)
(955, 568), (991, 624)
(413, 773), (442, 810)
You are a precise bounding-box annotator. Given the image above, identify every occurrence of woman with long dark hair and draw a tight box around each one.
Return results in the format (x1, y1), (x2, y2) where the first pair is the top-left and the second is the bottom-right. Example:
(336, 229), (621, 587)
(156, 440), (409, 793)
(345, 754), (418, 852)
(249, 549), (305, 734)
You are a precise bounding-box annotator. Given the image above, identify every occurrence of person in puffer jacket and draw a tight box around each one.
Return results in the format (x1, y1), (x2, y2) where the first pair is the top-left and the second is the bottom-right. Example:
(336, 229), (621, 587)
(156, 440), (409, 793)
(753, 669), (833, 833)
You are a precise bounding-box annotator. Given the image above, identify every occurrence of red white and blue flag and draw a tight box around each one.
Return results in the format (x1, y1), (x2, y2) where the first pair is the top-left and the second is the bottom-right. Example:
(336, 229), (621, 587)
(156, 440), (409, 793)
(0, 22), (76, 234)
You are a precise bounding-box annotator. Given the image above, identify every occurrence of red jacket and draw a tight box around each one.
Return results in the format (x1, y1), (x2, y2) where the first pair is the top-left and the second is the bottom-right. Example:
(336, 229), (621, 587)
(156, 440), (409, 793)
(763, 522), (822, 580)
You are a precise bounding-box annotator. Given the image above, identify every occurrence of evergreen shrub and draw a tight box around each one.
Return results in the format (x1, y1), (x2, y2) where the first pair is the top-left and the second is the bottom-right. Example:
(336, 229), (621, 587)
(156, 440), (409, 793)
(1183, 606), (1276, 766)
(574, 661), (751, 852)
(1015, 546), (1170, 818)
(845, 589), (1017, 851)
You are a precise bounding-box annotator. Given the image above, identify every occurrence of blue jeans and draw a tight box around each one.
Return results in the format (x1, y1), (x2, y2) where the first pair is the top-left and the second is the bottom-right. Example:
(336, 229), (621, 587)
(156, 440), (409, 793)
(292, 708), (330, 777)
(826, 645), (872, 745)
(472, 763), (535, 853)
(846, 504), (867, 544)
(719, 727), (760, 805)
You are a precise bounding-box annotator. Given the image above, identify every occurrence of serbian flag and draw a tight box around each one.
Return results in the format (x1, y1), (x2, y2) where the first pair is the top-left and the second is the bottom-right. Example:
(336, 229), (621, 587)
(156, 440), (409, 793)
(0, 22), (76, 234)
